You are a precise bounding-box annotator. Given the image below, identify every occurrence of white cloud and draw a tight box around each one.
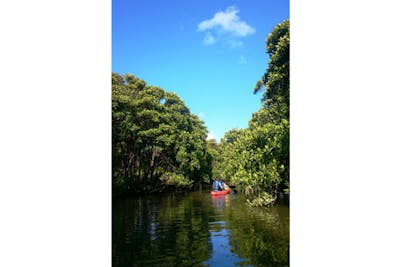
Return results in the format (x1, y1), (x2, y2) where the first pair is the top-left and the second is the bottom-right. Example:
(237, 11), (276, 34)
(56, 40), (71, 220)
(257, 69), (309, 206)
(239, 55), (247, 64)
(203, 32), (216, 45)
(198, 6), (255, 37)
(198, 112), (206, 118)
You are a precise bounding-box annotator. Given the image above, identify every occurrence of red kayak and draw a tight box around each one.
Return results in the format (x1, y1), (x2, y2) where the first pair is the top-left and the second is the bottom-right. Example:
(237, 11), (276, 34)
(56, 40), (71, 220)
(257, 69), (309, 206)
(211, 188), (231, 196)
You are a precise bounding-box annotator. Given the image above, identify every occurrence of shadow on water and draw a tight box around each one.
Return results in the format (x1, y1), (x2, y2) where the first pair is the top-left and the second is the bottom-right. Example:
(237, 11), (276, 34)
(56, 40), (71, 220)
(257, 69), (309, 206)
(112, 191), (289, 267)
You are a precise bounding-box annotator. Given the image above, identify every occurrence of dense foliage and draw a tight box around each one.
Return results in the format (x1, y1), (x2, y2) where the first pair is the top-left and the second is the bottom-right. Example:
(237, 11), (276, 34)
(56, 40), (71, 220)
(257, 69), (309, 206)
(213, 20), (289, 206)
(112, 73), (211, 195)
(112, 20), (289, 206)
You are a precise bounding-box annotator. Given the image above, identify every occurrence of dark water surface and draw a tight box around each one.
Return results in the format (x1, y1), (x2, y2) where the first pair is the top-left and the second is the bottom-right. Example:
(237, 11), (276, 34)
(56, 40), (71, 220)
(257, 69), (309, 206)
(113, 191), (289, 267)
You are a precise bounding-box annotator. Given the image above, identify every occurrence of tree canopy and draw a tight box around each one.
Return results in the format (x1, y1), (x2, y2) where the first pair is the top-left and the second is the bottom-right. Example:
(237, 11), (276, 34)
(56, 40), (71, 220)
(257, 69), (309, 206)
(213, 20), (290, 206)
(112, 73), (211, 195)
(112, 20), (290, 207)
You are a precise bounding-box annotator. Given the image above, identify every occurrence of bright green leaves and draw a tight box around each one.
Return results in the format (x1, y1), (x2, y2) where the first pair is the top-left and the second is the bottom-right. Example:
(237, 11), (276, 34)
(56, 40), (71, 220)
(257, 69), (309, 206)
(255, 19), (290, 113)
(217, 120), (289, 206)
(112, 20), (290, 200)
(112, 73), (211, 194)
(160, 172), (193, 187)
(266, 20), (290, 55)
(214, 20), (290, 206)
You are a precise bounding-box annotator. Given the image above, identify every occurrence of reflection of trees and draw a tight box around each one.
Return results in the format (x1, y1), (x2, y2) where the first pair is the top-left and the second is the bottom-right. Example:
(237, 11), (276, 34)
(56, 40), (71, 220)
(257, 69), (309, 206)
(113, 193), (289, 267)
(208, 194), (289, 267)
(113, 193), (215, 267)
(224, 196), (289, 267)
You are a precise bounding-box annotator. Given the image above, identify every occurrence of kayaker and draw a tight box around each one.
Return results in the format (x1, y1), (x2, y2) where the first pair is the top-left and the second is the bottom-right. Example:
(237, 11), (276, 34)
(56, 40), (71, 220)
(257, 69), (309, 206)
(212, 177), (224, 191)
(212, 178), (219, 191)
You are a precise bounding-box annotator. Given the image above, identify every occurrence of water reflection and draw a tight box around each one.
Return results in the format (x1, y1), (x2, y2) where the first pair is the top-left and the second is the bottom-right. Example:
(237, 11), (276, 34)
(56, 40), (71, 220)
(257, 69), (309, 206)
(113, 192), (289, 267)
(210, 195), (229, 211)
(205, 195), (251, 266)
(113, 193), (212, 267)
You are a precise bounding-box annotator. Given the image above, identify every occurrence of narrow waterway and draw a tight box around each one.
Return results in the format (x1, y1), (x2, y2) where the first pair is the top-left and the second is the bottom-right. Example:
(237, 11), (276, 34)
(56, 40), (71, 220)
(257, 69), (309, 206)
(112, 191), (289, 267)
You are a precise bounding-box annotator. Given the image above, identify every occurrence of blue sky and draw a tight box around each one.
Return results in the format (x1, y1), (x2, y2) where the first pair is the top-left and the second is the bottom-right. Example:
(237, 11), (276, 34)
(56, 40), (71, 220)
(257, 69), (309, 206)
(112, 0), (289, 141)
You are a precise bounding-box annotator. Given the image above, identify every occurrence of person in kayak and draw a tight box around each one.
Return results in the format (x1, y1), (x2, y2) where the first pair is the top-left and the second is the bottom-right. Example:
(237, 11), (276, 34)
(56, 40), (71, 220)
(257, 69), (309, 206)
(212, 177), (225, 191)
(212, 178), (220, 191)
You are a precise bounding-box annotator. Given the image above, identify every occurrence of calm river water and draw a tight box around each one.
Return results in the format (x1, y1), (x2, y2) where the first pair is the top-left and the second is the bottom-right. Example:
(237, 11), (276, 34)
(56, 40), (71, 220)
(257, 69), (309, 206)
(112, 191), (289, 267)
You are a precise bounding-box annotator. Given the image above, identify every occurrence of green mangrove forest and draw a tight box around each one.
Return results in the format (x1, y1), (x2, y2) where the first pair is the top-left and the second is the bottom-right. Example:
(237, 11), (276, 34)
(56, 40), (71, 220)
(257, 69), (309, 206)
(112, 20), (289, 206)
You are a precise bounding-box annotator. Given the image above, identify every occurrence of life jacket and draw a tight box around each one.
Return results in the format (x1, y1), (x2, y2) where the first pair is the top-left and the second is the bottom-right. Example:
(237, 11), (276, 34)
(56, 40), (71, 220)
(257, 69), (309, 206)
(212, 180), (219, 191)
